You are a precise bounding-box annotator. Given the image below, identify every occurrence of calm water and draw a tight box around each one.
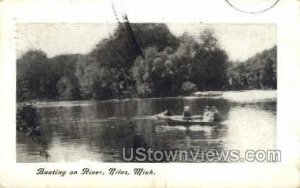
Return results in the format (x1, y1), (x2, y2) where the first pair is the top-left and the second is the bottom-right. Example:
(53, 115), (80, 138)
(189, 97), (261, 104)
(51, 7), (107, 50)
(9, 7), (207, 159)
(17, 91), (276, 162)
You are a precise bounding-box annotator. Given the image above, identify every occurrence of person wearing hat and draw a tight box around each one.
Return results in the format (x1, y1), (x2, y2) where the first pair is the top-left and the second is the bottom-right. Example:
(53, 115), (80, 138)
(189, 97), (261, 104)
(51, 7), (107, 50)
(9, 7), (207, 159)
(203, 106), (214, 122)
(182, 106), (192, 120)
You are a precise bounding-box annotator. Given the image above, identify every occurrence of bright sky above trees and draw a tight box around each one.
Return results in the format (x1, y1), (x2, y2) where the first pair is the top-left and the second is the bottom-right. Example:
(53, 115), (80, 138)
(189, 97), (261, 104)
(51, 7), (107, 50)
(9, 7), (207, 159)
(17, 23), (276, 61)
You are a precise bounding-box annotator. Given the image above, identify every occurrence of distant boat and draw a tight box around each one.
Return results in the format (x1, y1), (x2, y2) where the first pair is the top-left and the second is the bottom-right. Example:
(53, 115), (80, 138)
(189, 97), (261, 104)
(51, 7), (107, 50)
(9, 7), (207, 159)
(192, 91), (223, 97)
(156, 112), (220, 126)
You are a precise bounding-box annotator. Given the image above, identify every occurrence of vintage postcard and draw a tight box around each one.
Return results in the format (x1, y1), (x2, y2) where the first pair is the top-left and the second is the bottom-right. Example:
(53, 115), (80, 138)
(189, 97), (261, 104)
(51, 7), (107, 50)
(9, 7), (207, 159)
(0, 0), (300, 187)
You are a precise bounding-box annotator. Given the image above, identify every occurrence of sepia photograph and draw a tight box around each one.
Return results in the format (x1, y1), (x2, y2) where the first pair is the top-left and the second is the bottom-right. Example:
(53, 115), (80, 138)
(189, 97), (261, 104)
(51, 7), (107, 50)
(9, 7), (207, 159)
(16, 20), (277, 163)
(2, 0), (300, 187)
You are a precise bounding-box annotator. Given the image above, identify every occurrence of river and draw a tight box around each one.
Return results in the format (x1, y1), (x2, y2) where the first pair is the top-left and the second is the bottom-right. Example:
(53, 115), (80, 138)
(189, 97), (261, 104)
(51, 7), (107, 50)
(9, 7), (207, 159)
(17, 90), (276, 162)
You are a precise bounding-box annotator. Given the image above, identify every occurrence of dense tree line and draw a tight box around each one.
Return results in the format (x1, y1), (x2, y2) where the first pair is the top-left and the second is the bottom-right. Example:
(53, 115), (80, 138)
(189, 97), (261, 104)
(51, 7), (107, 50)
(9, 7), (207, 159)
(131, 30), (228, 97)
(17, 24), (277, 102)
(227, 46), (277, 90)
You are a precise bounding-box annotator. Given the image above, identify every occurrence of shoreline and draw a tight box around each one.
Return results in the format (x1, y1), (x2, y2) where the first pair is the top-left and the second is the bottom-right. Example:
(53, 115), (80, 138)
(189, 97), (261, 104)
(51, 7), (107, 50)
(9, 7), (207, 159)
(17, 90), (277, 106)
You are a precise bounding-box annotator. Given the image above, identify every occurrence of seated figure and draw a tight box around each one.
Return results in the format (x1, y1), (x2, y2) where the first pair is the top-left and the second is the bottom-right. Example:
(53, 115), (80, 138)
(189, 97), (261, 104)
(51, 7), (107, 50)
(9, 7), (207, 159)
(203, 106), (214, 122)
(211, 106), (221, 121)
(182, 106), (192, 120)
(164, 109), (173, 116)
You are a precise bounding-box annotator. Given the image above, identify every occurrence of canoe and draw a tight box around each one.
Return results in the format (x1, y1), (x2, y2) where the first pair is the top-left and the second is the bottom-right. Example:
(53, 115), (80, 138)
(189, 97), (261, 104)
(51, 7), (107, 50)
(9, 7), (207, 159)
(192, 91), (223, 97)
(156, 112), (202, 121)
(156, 112), (219, 126)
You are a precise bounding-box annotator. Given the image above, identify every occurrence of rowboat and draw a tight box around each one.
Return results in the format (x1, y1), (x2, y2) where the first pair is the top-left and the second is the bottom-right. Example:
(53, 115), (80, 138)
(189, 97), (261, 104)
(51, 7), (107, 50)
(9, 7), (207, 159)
(192, 91), (223, 97)
(156, 112), (220, 126)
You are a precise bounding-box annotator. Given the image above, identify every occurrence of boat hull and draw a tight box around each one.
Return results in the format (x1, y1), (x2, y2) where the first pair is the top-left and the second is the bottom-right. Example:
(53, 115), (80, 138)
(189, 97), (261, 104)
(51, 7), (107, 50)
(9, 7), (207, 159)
(192, 91), (223, 97)
(156, 113), (219, 126)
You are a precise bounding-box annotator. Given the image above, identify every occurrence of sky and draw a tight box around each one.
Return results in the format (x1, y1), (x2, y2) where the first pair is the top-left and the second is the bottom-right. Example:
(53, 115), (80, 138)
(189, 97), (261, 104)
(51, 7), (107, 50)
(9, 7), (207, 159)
(17, 23), (276, 61)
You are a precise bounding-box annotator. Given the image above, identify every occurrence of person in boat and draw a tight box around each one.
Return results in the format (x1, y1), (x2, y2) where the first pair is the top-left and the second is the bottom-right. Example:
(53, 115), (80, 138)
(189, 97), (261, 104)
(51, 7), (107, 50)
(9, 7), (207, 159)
(203, 106), (214, 122)
(164, 109), (173, 116)
(211, 106), (221, 121)
(182, 106), (192, 120)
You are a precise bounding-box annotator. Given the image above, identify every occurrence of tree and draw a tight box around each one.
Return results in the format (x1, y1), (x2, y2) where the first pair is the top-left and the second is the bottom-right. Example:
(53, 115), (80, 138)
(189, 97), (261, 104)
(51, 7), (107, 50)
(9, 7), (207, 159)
(51, 54), (81, 100)
(199, 29), (218, 52)
(227, 46), (277, 90)
(88, 23), (180, 99)
(17, 25), (275, 102)
(175, 30), (228, 91)
(17, 50), (52, 101)
(131, 29), (229, 97)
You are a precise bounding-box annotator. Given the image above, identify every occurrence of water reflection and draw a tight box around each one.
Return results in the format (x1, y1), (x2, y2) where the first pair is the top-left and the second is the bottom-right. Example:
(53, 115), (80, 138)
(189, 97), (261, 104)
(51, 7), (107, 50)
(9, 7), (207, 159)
(223, 105), (276, 152)
(17, 97), (276, 162)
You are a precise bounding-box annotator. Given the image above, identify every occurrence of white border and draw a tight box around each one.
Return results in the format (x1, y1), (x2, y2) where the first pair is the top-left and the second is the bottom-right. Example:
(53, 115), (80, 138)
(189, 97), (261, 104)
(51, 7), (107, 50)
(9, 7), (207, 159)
(1, 0), (300, 187)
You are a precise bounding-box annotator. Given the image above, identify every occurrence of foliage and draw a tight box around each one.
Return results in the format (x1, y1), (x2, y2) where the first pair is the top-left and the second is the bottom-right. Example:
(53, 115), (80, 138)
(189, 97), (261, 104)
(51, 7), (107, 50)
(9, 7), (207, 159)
(17, 50), (54, 101)
(131, 30), (228, 97)
(17, 104), (39, 129)
(227, 46), (277, 89)
(16, 24), (277, 102)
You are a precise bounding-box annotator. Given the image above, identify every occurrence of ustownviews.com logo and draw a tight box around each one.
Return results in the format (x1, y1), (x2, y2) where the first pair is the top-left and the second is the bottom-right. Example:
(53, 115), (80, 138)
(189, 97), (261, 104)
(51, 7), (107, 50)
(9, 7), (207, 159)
(122, 147), (281, 162)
